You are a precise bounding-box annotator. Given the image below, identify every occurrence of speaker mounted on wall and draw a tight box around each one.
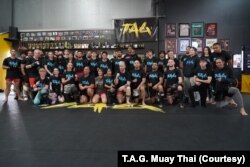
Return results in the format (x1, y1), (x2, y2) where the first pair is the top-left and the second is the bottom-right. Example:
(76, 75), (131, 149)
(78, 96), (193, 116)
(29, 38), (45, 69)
(4, 26), (20, 42)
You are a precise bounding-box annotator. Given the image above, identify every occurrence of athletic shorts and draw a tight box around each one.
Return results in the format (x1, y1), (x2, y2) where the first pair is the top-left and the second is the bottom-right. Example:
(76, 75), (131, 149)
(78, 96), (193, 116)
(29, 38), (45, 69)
(28, 77), (36, 87)
(6, 78), (20, 83)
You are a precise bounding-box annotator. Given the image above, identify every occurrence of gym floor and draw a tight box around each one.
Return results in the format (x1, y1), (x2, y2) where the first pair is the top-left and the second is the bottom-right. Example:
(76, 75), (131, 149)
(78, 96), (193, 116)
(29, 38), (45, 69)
(0, 93), (250, 167)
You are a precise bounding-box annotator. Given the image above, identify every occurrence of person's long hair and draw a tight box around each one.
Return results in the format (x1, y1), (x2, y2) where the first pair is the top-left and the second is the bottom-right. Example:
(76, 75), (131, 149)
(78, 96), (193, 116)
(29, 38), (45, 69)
(202, 46), (211, 57)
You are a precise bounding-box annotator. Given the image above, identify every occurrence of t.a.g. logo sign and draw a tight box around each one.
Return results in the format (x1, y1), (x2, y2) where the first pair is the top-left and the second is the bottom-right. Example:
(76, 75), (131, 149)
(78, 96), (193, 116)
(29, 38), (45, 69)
(122, 22), (152, 38)
(115, 18), (158, 42)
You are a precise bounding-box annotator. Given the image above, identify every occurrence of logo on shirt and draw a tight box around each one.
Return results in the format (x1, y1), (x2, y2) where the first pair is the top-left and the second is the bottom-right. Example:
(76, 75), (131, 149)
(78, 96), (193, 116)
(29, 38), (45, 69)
(119, 76), (127, 82)
(82, 80), (90, 85)
(185, 60), (194, 65)
(149, 73), (158, 79)
(197, 73), (207, 79)
(129, 60), (135, 65)
(167, 73), (177, 79)
(100, 64), (108, 69)
(9, 61), (18, 67)
(66, 74), (74, 79)
(76, 62), (84, 67)
(47, 62), (55, 67)
(90, 62), (97, 67)
(214, 73), (227, 79)
(146, 61), (153, 66)
(132, 73), (141, 78)
(52, 79), (61, 85)
(105, 78), (113, 84)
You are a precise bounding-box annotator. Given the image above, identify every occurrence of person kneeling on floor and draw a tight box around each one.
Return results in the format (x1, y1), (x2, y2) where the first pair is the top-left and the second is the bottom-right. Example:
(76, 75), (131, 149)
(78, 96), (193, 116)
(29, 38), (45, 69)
(188, 57), (212, 108)
(213, 58), (248, 116)
(32, 68), (49, 105)
(164, 59), (184, 108)
(78, 66), (95, 104)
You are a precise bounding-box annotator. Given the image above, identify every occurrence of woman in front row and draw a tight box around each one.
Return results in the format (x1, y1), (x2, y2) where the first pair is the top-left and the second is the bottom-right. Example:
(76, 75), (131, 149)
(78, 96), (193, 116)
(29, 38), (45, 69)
(92, 69), (107, 104)
(214, 57), (248, 116)
(104, 68), (116, 105)
(49, 68), (64, 104)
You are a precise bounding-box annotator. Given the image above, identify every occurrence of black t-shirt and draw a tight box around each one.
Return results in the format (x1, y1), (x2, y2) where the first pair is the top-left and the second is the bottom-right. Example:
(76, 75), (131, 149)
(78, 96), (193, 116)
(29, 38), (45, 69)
(164, 68), (181, 86)
(194, 67), (212, 86)
(74, 59), (89, 73)
(97, 60), (111, 74)
(25, 57), (42, 77)
(57, 63), (66, 76)
(62, 71), (75, 85)
(104, 76), (114, 86)
(124, 54), (141, 72)
(79, 75), (95, 86)
(57, 57), (67, 75)
(21, 58), (28, 74)
(180, 54), (189, 62)
(131, 69), (146, 88)
(35, 77), (50, 89)
(211, 50), (232, 65)
(147, 71), (163, 86)
(183, 56), (199, 77)
(112, 58), (124, 73)
(88, 59), (99, 76)
(158, 58), (168, 72)
(44, 59), (57, 73)
(50, 76), (62, 93)
(213, 66), (234, 92)
(116, 71), (131, 87)
(144, 57), (158, 73)
(3, 57), (21, 78)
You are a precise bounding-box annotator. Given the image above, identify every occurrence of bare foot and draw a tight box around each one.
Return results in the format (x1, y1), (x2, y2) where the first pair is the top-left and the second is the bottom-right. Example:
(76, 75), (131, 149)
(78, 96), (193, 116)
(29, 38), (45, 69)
(126, 101), (132, 106)
(229, 101), (237, 108)
(240, 108), (248, 116)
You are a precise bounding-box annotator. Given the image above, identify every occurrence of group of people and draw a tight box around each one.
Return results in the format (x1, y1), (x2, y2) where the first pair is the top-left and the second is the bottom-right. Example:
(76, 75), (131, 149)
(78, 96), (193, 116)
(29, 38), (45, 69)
(2, 44), (248, 116)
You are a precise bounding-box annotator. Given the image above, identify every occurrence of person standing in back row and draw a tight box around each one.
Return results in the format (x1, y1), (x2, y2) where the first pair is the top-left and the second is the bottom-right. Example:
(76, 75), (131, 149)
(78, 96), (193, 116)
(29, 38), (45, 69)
(211, 42), (232, 68)
(182, 47), (199, 103)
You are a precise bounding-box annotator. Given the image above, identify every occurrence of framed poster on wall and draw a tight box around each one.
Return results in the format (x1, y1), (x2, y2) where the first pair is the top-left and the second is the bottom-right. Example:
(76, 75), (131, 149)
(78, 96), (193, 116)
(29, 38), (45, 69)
(205, 38), (218, 52)
(219, 39), (230, 51)
(206, 23), (217, 37)
(166, 23), (176, 37)
(191, 38), (203, 52)
(165, 38), (177, 53)
(191, 22), (204, 37)
(179, 38), (191, 52)
(179, 23), (190, 37)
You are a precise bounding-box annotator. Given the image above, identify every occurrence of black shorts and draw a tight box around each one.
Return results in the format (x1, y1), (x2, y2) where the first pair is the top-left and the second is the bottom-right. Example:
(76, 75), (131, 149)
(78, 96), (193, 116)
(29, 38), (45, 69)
(166, 84), (178, 95)
(80, 90), (88, 96)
